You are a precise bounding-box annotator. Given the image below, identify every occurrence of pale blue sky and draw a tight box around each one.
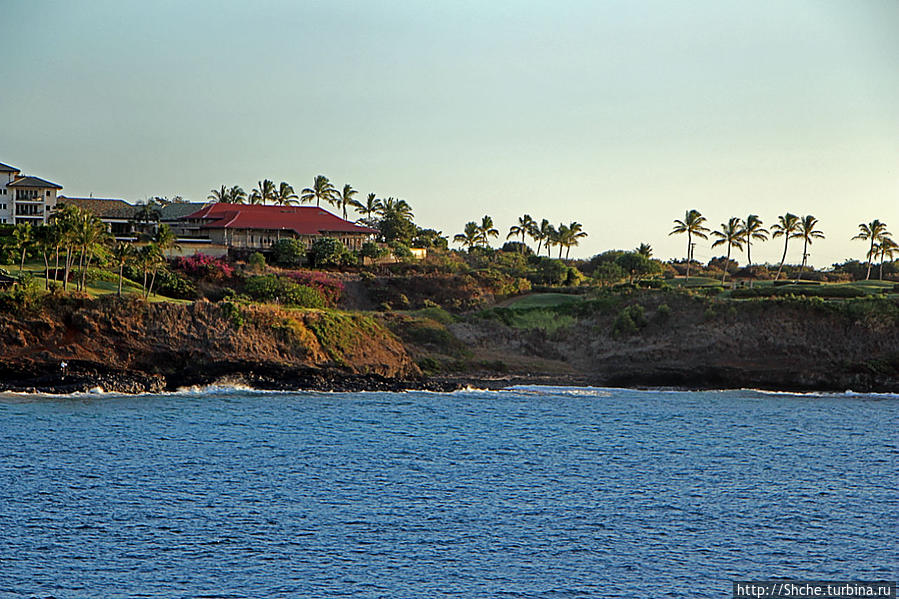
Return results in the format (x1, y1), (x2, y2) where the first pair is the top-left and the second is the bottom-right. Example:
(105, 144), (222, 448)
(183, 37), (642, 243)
(2, 0), (897, 265)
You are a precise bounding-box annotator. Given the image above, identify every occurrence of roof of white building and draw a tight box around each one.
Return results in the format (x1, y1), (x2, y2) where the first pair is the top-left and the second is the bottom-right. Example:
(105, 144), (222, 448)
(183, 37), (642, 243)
(0, 162), (20, 173)
(8, 176), (63, 189)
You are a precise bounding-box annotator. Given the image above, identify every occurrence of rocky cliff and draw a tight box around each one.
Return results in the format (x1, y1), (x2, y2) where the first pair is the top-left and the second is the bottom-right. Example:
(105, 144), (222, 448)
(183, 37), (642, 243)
(0, 297), (422, 393)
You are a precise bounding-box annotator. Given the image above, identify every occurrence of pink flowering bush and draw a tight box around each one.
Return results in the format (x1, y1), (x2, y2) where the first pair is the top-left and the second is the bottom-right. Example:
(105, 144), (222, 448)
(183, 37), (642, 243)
(282, 269), (343, 306)
(174, 253), (235, 282)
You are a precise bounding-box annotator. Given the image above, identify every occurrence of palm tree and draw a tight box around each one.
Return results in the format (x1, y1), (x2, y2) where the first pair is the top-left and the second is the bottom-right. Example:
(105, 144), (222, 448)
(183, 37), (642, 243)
(562, 221), (587, 259)
(336, 184), (358, 220)
(476, 215), (499, 248)
(73, 213), (110, 291)
(250, 179), (276, 205)
(544, 224), (559, 257)
(636, 243), (653, 258)
(770, 213), (801, 280)
(11, 224), (31, 273)
(533, 219), (552, 256)
(669, 209), (709, 280)
(711, 217), (744, 283)
(877, 236), (898, 280)
(301, 175), (337, 208)
(110, 241), (135, 296)
(274, 182), (298, 206)
(378, 197), (413, 220)
(852, 219), (890, 281)
(32, 224), (59, 290)
(507, 214), (536, 249)
(454, 222), (482, 251)
(795, 215), (825, 281)
(740, 214), (768, 266)
(353, 193), (382, 225)
(228, 185), (247, 204)
(136, 244), (164, 298)
(208, 185), (229, 203)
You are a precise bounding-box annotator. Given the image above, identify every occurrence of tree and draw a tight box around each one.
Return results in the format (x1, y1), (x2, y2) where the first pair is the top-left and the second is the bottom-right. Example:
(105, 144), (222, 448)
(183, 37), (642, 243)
(507, 214), (536, 249)
(544, 224), (559, 257)
(110, 241), (135, 296)
(561, 221), (587, 259)
(301, 175), (337, 208)
(135, 244), (164, 297)
(274, 182), (298, 206)
(336, 183), (358, 220)
(359, 241), (387, 265)
(250, 179), (276, 205)
(770, 213), (801, 281)
(412, 228), (448, 250)
(635, 243), (653, 258)
(132, 202), (162, 237)
(476, 215), (499, 248)
(615, 252), (653, 283)
(378, 197), (413, 220)
(740, 214), (768, 266)
(852, 219), (890, 281)
(11, 224), (31, 273)
(533, 219), (552, 256)
(72, 212), (110, 291)
(795, 215), (825, 281)
(270, 238), (306, 267)
(353, 193), (382, 225)
(309, 237), (347, 267)
(228, 186), (247, 204)
(711, 217), (744, 283)
(669, 209), (709, 280)
(50, 203), (82, 290)
(208, 185), (229, 203)
(877, 236), (898, 280)
(454, 222), (482, 251)
(32, 225), (60, 290)
(593, 262), (626, 287)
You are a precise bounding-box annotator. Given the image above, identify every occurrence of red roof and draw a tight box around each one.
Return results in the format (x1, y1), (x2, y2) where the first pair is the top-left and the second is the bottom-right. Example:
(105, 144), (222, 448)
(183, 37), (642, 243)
(185, 203), (377, 236)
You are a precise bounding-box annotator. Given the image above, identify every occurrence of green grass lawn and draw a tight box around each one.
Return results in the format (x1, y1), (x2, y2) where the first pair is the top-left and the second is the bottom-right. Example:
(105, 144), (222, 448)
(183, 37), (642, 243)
(666, 276), (723, 288)
(505, 293), (584, 309)
(0, 261), (187, 303)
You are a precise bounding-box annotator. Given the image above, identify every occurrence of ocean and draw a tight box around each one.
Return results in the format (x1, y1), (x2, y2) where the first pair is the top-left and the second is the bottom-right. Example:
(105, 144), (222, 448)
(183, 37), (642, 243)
(1, 386), (896, 598)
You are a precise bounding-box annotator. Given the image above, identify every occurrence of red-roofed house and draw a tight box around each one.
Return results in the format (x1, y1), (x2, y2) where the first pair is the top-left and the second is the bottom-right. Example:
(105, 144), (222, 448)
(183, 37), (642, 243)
(183, 203), (377, 251)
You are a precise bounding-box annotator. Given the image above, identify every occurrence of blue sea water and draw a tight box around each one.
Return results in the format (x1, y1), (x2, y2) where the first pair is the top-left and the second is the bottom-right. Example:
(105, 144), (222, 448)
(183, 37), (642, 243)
(0, 386), (896, 598)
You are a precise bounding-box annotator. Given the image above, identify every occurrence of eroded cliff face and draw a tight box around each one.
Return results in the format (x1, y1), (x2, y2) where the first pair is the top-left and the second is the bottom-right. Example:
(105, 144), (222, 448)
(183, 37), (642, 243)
(0, 297), (420, 393)
(445, 294), (899, 392)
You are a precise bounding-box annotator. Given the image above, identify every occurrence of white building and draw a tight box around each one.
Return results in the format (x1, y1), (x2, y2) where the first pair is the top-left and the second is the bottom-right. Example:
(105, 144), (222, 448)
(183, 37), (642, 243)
(0, 161), (63, 225)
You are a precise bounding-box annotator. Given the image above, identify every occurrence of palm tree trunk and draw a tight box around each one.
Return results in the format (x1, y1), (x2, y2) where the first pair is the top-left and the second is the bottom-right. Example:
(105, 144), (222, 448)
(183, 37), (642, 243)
(149, 268), (158, 298)
(78, 250), (85, 291)
(746, 240), (752, 267)
(42, 253), (50, 290)
(722, 245), (731, 283)
(775, 237), (788, 281)
(685, 232), (691, 281)
(879, 251), (885, 281)
(63, 248), (71, 290)
(117, 263), (124, 296)
(866, 239), (874, 280)
(565, 245), (571, 260)
(797, 238), (808, 281)
(536, 239), (543, 255)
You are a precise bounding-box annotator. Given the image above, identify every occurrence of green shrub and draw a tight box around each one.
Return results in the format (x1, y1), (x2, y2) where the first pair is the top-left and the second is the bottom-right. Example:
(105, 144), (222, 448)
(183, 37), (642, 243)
(270, 239), (306, 267)
(248, 252), (266, 271)
(243, 275), (326, 308)
(655, 303), (671, 321)
(612, 304), (647, 337)
(309, 237), (348, 268)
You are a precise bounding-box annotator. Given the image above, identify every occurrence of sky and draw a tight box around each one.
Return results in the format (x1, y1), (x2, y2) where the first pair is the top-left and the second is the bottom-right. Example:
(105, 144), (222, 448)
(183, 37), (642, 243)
(1, 0), (897, 266)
